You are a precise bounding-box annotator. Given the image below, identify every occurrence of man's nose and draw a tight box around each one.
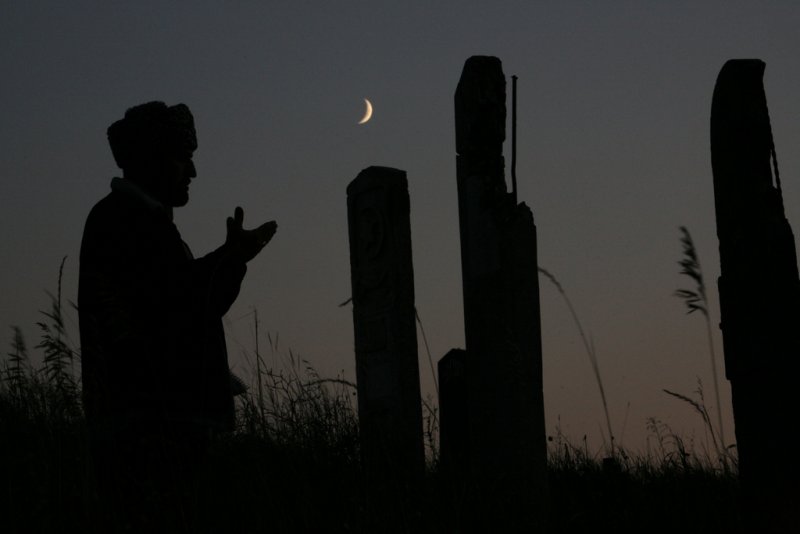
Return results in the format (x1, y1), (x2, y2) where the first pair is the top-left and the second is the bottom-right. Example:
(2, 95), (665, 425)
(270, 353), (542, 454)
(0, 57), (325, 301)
(187, 160), (197, 178)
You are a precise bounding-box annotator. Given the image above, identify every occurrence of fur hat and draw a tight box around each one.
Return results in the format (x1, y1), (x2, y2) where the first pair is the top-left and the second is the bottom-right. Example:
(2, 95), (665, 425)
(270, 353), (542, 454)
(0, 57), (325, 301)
(107, 101), (197, 169)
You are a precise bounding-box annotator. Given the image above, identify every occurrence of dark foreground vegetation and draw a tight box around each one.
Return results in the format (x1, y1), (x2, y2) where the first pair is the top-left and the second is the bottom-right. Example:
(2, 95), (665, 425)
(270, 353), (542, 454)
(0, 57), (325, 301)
(1, 287), (740, 533)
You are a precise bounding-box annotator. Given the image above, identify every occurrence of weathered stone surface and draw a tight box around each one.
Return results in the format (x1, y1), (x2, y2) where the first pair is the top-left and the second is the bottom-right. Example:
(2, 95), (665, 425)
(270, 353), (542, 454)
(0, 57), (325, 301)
(445, 55), (547, 527)
(346, 166), (424, 491)
(711, 59), (800, 532)
(455, 55), (506, 158)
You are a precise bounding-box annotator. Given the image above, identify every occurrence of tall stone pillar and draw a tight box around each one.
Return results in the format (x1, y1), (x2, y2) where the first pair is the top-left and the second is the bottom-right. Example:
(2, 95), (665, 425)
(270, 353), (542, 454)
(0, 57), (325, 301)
(447, 55), (547, 527)
(711, 59), (800, 532)
(346, 166), (424, 496)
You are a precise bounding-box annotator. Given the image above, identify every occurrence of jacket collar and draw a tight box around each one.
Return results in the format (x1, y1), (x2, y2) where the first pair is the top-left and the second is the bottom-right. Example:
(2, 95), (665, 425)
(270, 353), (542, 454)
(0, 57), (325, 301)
(110, 177), (174, 221)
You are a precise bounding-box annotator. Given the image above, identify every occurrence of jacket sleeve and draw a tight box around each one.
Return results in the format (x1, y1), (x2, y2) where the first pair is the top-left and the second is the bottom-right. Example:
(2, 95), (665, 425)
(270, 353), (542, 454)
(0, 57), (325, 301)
(190, 244), (247, 318)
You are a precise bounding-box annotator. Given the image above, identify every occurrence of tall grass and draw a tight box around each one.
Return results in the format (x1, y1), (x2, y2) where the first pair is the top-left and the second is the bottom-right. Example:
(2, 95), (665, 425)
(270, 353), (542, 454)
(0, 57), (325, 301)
(546, 416), (739, 533)
(2, 256), (82, 423)
(1, 262), (742, 532)
(674, 227), (726, 454)
(662, 379), (735, 470)
(1, 259), (89, 533)
(237, 326), (359, 460)
(538, 267), (615, 457)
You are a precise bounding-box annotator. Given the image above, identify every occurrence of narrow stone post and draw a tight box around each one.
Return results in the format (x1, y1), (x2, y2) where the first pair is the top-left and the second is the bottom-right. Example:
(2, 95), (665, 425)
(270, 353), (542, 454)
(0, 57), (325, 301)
(447, 55), (547, 527)
(711, 59), (800, 532)
(346, 166), (424, 504)
(438, 348), (468, 476)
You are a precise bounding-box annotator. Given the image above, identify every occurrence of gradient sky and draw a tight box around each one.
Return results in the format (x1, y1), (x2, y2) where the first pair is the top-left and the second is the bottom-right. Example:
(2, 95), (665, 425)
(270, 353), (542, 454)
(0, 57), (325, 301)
(3, 1), (800, 454)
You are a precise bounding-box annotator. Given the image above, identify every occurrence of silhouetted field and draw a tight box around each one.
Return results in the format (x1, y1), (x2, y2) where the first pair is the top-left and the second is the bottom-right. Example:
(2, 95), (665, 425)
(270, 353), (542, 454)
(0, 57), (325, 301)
(1, 278), (740, 533)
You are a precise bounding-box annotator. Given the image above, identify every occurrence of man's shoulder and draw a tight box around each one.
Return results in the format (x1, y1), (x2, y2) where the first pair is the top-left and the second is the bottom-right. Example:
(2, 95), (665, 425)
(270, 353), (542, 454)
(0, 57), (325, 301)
(85, 189), (148, 228)
(85, 189), (113, 214)
(82, 191), (151, 250)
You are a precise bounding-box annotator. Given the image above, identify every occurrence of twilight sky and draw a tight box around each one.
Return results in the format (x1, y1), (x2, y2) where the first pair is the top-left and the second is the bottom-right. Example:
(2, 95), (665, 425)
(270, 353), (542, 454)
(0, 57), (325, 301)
(3, 1), (800, 453)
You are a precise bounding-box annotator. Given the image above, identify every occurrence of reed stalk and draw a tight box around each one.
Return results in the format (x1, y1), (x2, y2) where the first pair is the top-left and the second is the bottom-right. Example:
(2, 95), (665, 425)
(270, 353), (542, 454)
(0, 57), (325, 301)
(674, 227), (726, 452)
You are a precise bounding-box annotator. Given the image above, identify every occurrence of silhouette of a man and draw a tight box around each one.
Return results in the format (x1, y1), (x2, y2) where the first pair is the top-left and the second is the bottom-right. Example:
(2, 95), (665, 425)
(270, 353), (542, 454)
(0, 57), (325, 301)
(78, 101), (276, 529)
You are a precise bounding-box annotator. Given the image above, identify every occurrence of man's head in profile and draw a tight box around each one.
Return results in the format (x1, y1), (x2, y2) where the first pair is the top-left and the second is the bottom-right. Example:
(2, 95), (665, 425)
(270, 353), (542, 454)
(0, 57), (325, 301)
(107, 101), (198, 207)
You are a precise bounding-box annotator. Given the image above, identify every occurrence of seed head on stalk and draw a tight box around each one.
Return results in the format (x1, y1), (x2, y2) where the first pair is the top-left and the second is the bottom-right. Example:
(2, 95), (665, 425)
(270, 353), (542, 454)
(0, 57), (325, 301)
(674, 226), (726, 456)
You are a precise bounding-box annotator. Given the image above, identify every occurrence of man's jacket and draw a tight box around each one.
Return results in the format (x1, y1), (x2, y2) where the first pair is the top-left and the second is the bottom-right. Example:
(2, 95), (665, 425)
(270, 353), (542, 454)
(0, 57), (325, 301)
(79, 178), (245, 432)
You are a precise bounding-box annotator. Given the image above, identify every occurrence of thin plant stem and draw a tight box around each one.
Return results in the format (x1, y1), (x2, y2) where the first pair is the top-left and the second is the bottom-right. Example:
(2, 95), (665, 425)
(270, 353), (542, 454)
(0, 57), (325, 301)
(415, 307), (439, 398)
(539, 267), (614, 457)
(674, 226), (725, 451)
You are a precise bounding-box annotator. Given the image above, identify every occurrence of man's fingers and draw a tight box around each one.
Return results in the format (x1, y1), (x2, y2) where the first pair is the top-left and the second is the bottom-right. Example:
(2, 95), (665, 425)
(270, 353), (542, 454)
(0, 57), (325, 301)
(249, 221), (277, 246)
(234, 206), (244, 227)
(255, 221), (277, 239)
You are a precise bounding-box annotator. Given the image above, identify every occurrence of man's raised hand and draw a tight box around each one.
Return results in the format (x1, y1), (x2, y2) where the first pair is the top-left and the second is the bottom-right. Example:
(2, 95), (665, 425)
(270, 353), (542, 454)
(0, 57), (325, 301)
(225, 206), (277, 263)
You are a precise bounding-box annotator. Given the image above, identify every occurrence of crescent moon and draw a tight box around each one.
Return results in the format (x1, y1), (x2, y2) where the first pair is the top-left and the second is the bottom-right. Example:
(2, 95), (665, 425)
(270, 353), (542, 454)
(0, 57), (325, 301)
(358, 98), (373, 124)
